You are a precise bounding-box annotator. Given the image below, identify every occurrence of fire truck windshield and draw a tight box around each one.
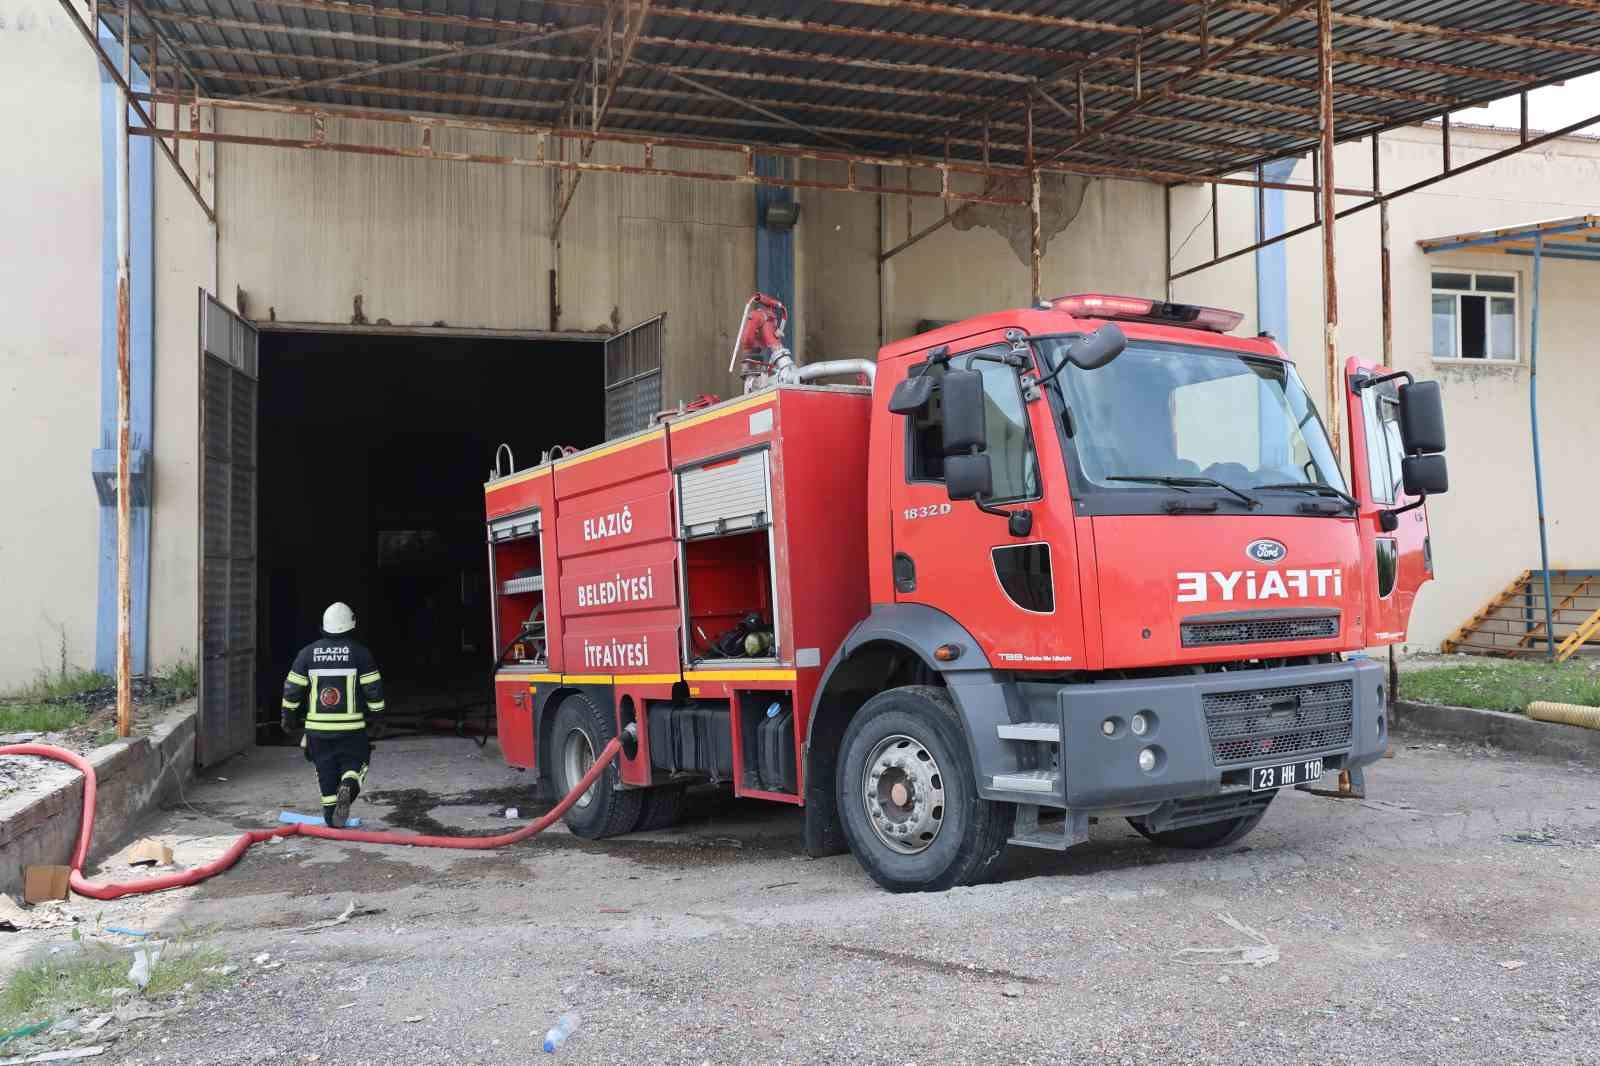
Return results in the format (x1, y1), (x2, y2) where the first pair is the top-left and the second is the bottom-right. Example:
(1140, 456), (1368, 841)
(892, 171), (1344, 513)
(1040, 339), (1346, 497)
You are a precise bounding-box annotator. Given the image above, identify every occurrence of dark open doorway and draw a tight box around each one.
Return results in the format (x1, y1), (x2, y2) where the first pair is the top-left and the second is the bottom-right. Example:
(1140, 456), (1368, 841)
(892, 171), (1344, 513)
(255, 331), (604, 737)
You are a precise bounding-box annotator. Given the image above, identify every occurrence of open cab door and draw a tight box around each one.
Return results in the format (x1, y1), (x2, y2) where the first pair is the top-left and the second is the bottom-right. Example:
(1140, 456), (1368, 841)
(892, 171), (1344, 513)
(1344, 357), (1448, 646)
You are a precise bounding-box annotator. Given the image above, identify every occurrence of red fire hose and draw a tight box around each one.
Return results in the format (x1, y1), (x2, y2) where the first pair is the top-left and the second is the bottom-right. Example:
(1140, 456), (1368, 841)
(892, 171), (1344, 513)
(0, 740), (622, 901)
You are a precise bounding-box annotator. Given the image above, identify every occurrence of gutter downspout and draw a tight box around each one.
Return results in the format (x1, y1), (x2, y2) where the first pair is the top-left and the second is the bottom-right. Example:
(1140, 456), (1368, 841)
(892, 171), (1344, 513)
(95, 28), (153, 679)
(1530, 232), (1555, 659)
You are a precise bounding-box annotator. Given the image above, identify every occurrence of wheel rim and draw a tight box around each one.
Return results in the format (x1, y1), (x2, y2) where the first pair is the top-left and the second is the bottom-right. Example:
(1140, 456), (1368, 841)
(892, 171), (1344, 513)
(861, 733), (946, 855)
(562, 728), (598, 809)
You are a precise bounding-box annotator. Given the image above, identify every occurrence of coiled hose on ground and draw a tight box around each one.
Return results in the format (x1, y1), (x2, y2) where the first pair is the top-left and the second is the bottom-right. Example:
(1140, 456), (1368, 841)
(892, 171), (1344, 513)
(0, 739), (622, 901)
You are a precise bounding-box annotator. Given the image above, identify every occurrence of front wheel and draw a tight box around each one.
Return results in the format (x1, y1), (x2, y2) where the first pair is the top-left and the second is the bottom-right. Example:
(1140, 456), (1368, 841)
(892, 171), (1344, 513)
(550, 694), (642, 840)
(837, 686), (1013, 893)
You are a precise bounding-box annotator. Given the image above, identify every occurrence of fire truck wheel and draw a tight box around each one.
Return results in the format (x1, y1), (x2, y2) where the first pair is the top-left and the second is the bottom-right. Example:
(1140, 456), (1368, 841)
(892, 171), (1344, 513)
(551, 694), (643, 840)
(837, 686), (1014, 893)
(636, 785), (687, 832)
(1127, 798), (1272, 849)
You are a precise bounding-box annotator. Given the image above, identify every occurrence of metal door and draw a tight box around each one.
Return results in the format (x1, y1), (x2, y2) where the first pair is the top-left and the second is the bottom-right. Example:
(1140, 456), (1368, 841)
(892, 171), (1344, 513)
(603, 314), (665, 439)
(197, 292), (259, 765)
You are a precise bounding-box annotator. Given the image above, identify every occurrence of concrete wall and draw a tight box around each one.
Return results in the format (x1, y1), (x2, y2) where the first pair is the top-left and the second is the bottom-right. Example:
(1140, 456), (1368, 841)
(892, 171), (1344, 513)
(1173, 125), (1600, 651)
(0, 703), (196, 899)
(0, 0), (105, 688)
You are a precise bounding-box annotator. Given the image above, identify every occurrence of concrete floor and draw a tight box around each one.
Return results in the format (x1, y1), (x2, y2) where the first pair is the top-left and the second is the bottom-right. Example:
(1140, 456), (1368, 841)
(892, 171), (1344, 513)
(11, 730), (1600, 1065)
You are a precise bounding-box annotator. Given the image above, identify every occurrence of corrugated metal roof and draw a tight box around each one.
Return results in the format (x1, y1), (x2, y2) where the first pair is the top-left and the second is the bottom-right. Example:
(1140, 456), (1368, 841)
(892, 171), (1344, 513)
(109, 0), (1600, 183)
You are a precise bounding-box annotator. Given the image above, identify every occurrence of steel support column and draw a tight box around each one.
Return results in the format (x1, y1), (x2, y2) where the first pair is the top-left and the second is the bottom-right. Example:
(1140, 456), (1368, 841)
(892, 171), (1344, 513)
(115, 4), (132, 736)
(1317, 0), (1340, 463)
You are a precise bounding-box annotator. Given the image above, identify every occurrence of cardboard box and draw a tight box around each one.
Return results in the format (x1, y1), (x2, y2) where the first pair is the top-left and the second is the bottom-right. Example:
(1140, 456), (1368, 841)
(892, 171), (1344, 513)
(127, 839), (174, 867)
(23, 865), (70, 904)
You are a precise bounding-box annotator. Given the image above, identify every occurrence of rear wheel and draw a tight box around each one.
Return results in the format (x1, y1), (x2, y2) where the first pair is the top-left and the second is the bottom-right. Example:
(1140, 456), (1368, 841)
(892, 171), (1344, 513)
(635, 785), (687, 832)
(550, 694), (642, 840)
(837, 686), (1013, 893)
(1128, 798), (1272, 849)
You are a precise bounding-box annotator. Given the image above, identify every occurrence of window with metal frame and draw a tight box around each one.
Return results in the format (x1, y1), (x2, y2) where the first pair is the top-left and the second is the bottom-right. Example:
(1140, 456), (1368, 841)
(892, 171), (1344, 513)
(1431, 270), (1517, 361)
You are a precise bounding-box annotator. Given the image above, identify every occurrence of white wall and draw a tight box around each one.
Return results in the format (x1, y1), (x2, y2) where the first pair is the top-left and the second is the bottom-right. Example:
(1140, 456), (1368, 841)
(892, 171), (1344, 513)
(1173, 125), (1600, 651)
(0, 0), (104, 688)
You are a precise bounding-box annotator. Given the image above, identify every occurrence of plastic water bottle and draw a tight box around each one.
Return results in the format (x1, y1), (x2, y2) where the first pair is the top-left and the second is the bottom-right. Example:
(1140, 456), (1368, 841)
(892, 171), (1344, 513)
(543, 1012), (581, 1053)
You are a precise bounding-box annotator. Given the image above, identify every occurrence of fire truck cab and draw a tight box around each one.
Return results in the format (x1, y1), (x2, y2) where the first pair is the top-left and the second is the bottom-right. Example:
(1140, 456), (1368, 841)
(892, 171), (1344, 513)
(484, 293), (1449, 893)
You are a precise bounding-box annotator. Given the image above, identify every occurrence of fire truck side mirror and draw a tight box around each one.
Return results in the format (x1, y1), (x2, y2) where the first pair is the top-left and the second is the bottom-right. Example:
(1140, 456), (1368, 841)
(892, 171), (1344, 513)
(1397, 379), (1446, 454)
(1401, 453), (1449, 497)
(1064, 323), (1127, 370)
(944, 454), (993, 502)
(940, 368), (987, 455)
(888, 373), (935, 415)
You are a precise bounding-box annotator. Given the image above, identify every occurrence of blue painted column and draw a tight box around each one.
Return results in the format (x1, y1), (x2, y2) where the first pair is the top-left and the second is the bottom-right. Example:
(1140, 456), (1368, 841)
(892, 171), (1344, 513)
(754, 156), (796, 355)
(1254, 158), (1296, 347)
(95, 28), (154, 676)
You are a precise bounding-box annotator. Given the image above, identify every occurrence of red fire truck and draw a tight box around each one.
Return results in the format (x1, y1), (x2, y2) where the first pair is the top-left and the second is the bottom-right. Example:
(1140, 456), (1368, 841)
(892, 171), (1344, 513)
(483, 292), (1448, 892)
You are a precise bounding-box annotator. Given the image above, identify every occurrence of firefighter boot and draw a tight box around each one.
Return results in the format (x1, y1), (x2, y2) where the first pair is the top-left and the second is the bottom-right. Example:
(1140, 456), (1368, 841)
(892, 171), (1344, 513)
(331, 779), (358, 828)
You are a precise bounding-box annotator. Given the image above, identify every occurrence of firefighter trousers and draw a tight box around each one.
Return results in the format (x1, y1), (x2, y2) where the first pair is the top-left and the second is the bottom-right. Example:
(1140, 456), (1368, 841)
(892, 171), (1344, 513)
(304, 730), (371, 817)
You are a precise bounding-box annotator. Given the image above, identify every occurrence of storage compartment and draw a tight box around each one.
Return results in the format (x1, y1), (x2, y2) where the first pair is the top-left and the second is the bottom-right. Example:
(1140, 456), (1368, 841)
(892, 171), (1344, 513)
(646, 700), (735, 782)
(489, 508), (548, 665)
(740, 692), (796, 794)
(683, 530), (776, 663)
(494, 677), (535, 769)
(678, 449), (769, 538)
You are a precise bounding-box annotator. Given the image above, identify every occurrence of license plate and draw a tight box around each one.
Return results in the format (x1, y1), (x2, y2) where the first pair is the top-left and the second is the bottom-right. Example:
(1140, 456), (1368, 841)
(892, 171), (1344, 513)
(1251, 757), (1324, 792)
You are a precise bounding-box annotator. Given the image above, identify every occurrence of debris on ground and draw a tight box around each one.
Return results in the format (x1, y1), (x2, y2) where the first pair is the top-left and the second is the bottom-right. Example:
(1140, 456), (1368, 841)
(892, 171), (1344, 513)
(102, 926), (148, 939)
(503, 807), (519, 819)
(0, 894), (27, 931)
(297, 901), (385, 933)
(126, 839), (174, 867)
(0, 1046), (109, 1063)
(1499, 960), (1527, 971)
(127, 945), (162, 989)
(22, 867), (71, 905)
(1173, 913), (1280, 968)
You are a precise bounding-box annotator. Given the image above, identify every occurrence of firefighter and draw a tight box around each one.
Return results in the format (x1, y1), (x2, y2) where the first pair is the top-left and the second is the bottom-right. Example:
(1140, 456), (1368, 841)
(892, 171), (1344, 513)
(280, 602), (386, 828)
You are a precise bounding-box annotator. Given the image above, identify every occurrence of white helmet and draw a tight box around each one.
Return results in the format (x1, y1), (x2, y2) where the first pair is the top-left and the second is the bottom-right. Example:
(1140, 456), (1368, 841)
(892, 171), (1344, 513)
(322, 602), (356, 635)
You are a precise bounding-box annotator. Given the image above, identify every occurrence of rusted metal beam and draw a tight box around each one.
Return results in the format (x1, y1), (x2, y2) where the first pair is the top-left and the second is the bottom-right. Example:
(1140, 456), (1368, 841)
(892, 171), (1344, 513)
(553, 0), (654, 233)
(1162, 0), (1600, 58)
(246, 22), (593, 100)
(56, 0), (213, 222)
(1441, 112), (1452, 171)
(1027, 102), (1040, 303)
(116, 0), (133, 739)
(1036, 0), (1319, 170)
(160, 73), (1276, 177)
(1318, 0), (1340, 463)
(141, 90), (1030, 182)
(133, 121), (1035, 205)
(1169, 112), (1600, 282)
(602, 0), (1548, 79)
(172, 45), (1359, 140)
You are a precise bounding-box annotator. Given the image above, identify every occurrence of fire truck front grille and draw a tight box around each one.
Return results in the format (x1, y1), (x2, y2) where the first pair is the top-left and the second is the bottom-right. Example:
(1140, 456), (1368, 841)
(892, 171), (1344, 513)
(1202, 680), (1354, 766)
(1181, 614), (1339, 647)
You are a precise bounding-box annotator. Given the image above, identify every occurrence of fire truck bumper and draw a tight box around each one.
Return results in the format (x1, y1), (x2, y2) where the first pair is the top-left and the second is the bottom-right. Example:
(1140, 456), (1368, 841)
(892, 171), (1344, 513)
(1003, 657), (1388, 810)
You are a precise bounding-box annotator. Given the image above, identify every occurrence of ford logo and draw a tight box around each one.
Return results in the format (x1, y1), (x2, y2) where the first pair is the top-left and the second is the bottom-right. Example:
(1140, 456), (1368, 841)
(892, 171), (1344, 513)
(1245, 538), (1287, 564)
